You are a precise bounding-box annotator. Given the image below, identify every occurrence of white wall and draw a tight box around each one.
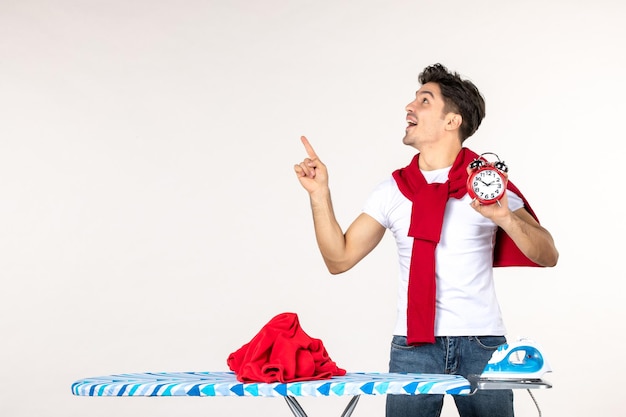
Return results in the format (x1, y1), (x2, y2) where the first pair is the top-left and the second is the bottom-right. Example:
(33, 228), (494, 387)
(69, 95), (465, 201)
(1, 0), (624, 416)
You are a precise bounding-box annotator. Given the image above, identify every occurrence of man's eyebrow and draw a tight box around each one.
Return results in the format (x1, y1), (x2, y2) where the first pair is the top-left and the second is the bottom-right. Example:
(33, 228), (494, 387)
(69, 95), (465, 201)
(417, 90), (435, 98)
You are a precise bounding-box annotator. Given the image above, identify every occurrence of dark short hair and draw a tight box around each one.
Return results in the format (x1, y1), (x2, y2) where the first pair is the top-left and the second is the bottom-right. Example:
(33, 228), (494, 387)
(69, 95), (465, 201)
(418, 63), (486, 141)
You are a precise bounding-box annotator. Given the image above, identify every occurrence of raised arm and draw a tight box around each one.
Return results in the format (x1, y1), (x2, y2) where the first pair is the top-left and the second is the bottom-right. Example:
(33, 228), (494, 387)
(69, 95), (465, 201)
(470, 193), (559, 267)
(294, 136), (385, 274)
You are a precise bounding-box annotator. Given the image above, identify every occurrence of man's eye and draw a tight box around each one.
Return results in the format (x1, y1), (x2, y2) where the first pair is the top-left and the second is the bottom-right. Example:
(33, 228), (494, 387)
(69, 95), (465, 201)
(422, 98), (429, 104)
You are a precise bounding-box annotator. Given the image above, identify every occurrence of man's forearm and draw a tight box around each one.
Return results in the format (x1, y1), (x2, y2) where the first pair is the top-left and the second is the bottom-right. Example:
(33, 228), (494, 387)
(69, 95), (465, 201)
(499, 209), (559, 267)
(308, 190), (350, 274)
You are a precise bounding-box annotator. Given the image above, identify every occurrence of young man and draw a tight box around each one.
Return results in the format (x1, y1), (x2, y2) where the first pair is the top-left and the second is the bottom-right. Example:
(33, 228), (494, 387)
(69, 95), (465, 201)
(294, 63), (558, 417)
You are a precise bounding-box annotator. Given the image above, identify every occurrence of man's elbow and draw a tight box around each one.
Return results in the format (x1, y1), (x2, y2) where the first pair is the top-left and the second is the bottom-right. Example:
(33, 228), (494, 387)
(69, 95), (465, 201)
(324, 259), (353, 275)
(539, 249), (559, 267)
(547, 251), (559, 267)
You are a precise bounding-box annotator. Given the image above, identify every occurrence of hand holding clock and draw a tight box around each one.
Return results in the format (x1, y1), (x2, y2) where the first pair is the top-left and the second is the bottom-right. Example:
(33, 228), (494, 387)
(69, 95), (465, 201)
(470, 188), (511, 222)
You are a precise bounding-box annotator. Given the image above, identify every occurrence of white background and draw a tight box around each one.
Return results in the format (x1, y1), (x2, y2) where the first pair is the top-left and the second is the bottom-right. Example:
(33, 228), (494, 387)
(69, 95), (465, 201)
(1, 0), (624, 416)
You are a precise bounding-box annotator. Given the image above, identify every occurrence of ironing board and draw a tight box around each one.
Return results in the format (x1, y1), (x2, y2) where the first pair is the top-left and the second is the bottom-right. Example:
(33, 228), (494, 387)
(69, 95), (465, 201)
(72, 371), (552, 417)
(71, 371), (473, 417)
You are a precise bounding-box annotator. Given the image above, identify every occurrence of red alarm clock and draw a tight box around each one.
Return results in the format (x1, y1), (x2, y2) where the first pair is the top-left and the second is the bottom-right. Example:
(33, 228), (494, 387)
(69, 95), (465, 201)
(466, 152), (508, 205)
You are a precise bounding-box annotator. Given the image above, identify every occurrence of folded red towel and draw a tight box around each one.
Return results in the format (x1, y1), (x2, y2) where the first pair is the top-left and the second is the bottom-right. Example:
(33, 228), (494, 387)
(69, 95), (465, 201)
(227, 312), (346, 383)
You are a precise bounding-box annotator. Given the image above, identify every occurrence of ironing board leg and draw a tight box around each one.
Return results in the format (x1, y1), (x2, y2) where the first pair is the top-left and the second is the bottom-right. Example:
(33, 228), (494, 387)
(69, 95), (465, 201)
(340, 395), (361, 417)
(284, 395), (361, 417)
(285, 396), (308, 417)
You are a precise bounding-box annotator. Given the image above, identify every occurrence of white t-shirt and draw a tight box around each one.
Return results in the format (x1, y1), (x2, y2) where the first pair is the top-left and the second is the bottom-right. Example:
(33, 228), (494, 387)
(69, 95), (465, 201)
(362, 167), (524, 337)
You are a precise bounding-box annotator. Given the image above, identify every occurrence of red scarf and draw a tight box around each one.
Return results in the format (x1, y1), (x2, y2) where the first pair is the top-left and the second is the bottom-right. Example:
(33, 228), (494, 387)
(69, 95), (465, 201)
(392, 148), (540, 345)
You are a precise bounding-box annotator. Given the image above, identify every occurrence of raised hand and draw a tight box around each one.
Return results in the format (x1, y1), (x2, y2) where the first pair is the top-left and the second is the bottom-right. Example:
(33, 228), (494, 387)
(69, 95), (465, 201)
(294, 136), (329, 195)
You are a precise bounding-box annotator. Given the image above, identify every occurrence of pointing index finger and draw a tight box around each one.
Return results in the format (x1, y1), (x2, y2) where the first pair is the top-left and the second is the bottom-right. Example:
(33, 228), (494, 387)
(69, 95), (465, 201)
(300, 135), (318, 159)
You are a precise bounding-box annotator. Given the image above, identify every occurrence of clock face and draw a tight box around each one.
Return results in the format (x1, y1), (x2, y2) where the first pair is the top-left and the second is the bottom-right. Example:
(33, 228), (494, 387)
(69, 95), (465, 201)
(469, 168), (506, 203)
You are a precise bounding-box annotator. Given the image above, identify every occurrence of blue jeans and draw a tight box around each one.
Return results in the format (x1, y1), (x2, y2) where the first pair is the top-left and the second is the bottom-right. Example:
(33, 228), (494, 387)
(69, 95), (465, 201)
(386, 336), (514, 417)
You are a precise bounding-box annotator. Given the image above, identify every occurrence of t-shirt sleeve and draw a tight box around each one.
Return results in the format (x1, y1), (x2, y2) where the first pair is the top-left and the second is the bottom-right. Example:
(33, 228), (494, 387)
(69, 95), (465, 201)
(506, 189), (524, 212)
(362, 177), (395, 229)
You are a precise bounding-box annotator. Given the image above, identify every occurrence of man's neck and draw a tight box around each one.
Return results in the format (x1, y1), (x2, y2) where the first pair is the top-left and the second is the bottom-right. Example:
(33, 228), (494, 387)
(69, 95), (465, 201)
(417, 142), (463, 171)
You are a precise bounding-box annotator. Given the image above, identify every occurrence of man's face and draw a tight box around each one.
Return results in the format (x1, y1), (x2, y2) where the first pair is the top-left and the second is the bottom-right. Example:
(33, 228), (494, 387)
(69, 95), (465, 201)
(403, 82), (449, 148)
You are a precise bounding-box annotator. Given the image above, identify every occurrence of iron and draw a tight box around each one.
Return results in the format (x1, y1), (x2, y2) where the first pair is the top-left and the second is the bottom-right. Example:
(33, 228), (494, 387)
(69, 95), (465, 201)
(480, 337), (552, 380)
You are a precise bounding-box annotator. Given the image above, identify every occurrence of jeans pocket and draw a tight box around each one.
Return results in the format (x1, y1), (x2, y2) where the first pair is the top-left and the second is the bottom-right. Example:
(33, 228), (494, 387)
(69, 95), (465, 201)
(390, 335), (414, 351)
(472, 335), (507, 352)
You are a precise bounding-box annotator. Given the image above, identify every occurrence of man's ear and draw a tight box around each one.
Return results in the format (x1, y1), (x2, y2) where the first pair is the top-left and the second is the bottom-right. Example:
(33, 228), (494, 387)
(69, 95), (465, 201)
(445, 113), (462, 131)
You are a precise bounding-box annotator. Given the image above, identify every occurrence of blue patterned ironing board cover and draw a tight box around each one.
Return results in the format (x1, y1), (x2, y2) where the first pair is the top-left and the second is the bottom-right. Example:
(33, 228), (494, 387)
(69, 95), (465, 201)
(71, 371), (471, 397)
